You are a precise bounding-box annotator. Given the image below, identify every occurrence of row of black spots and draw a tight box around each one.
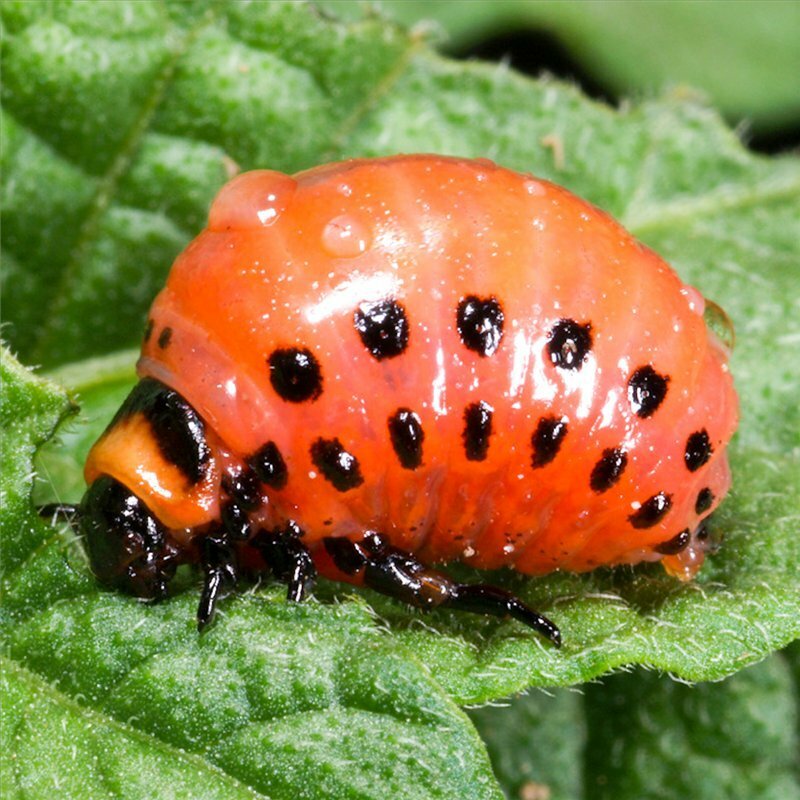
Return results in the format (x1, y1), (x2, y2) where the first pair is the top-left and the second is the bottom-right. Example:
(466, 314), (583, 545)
(531, 416), (568, 468)
(278, 400), (494, 488)
(386, 401), (497, 469)
(310, 437), (365, 492)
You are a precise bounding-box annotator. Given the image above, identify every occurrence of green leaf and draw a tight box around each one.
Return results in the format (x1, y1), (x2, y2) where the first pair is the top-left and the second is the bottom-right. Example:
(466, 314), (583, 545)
(2, 2), (800, 795)
(583, 655), (800, 799)
(0, 348), (502, 800)
(470, 653), (800, 800)
(332, 0), (800, 134)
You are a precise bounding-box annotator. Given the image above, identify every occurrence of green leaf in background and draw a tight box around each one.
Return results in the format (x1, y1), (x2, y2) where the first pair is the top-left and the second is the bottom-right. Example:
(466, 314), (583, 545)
(327, 0), (800, 135)
(470, 651), (800, 800)
(2, 1), (799, 798)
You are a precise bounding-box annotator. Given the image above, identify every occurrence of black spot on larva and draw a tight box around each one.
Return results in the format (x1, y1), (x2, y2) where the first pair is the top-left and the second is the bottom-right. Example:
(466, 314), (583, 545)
(111, 378), (210, 484)
(143, 319), (154, 343)
(311, 437), (364, 492)
(685, 429), (713, 472)
(354, 299), (409, 360)
(629, 492), (673, 529)
(222, 468), (261, 510)
(463, 401), (494, 461)
(157, 327), (172, 349)
(248, 441), (288, 490)
(531, 416), (568, 468)
(387, 408), (424, 470)
(628, 365), (670, 418)
(590, 447), (628, 493)
(268, 347), (322, 402)
(456, 295), (505, 357)
(655, 529), (691, 555)
(695, 487), (714, 515)
(547, 319), (593, 370)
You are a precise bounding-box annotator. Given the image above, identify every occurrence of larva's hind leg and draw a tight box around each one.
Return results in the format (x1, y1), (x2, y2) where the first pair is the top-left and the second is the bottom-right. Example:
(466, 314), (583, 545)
(251, 522), (317, 603)
(323, 532), (561, 647)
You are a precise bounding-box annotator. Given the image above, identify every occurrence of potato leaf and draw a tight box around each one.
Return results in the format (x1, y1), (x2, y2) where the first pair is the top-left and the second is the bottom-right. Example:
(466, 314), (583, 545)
(1, 2), (799, 797)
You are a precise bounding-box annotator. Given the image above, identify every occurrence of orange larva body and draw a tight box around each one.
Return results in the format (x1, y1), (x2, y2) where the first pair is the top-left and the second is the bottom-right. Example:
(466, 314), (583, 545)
(82, 156), (738, 632)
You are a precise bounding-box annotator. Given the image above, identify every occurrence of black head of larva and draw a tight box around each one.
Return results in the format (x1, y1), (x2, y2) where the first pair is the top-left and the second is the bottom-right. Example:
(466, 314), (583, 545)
(457, 295), (505, 357)
(80, 475), (177, 599)
(268, 347), (323, 403)
(628, 365), (670, 418)
(354, 299), (409, 360)
(685, 429), (713, 472)
(547, 319), (593, 370)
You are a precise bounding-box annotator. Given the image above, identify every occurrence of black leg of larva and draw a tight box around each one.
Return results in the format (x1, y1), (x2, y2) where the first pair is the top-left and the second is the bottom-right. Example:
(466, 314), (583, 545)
(197, 534), (238, 631)
(251, 521), (317, 603)
(324, 533), (561, 647)
(442, 584), (561, 646)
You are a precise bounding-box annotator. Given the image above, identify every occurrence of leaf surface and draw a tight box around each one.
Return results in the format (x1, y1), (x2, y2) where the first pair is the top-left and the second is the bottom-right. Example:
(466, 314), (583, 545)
(1, 2), (799, 796)
(470, 653), (800, 800)
(327, 0), (800, 132)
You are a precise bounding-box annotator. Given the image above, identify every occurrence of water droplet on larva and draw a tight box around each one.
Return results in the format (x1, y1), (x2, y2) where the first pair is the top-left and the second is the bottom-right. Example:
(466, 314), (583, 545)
(322, 215), (371, 258)
(680, 285), (705, 316)
(208, 170), (296, 231)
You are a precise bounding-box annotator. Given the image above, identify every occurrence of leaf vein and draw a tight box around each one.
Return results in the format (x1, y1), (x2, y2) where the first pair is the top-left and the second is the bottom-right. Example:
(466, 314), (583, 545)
(28, 10), (217, 364)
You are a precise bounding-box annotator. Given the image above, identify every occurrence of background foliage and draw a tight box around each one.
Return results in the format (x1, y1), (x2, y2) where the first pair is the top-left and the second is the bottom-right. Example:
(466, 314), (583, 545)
(2, 2), (799, 798)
